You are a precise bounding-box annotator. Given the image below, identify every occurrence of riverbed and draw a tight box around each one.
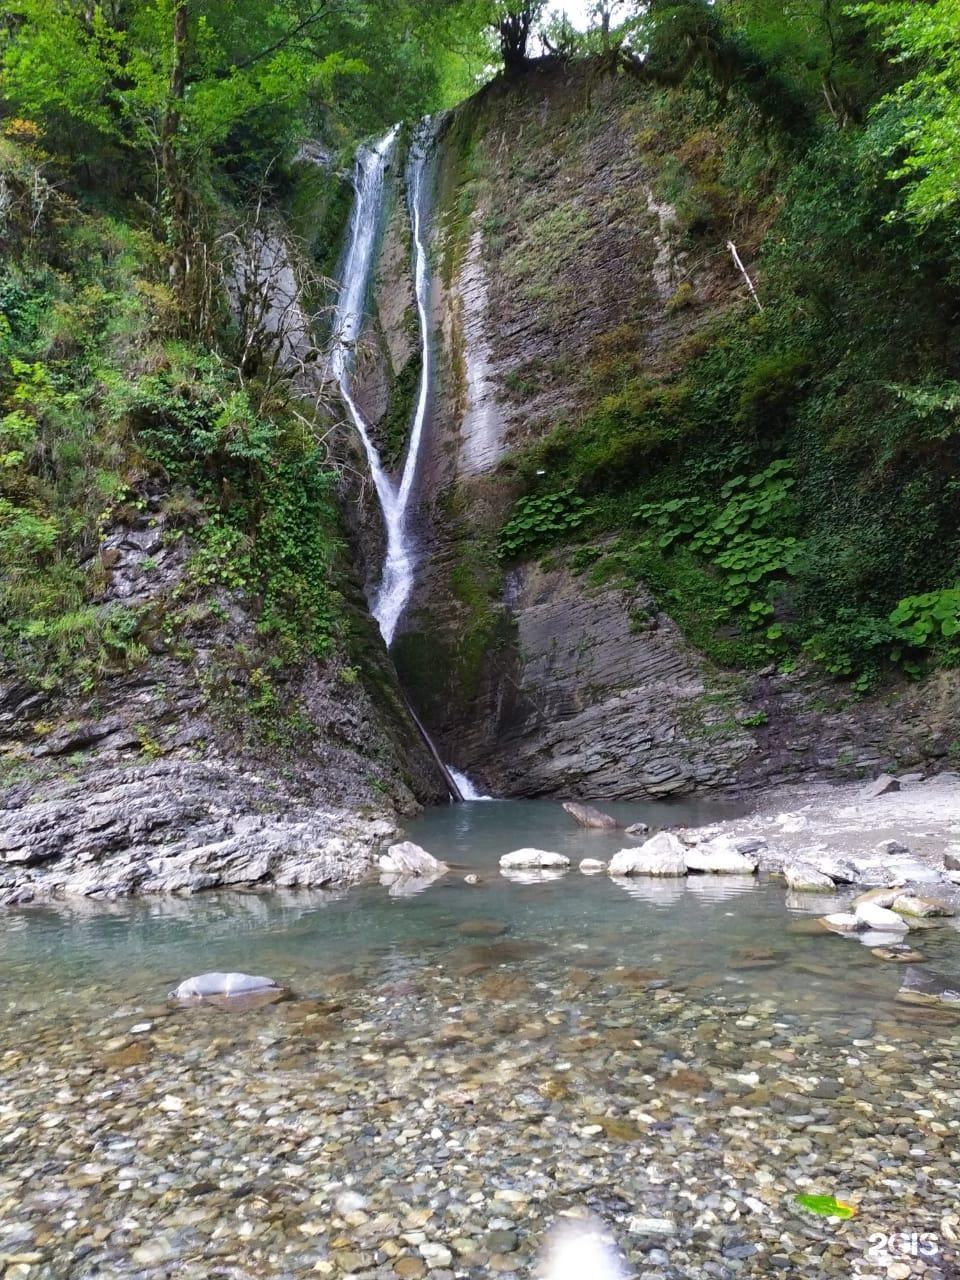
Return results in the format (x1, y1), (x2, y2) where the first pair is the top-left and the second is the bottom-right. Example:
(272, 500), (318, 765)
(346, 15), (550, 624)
(1, 797), (958, 1278)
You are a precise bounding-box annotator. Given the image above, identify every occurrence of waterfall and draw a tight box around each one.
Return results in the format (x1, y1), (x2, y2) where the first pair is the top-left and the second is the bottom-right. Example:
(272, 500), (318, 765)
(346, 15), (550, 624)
(331, 121), (490, 802)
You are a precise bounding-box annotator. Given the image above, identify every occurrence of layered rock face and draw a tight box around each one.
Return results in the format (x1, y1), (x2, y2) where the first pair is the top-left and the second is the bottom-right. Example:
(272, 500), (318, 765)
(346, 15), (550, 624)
(0, 492), (446, 900)
(361, 64), (960, 798)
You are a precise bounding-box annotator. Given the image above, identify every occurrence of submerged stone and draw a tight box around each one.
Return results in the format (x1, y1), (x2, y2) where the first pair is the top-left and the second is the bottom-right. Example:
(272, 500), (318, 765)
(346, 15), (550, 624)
(169, 971), (279, 999)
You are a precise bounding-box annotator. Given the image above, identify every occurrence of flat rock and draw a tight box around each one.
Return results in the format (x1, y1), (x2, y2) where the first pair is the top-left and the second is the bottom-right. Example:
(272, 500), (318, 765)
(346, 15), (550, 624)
(499, 848), (570, 870)
(562, 802), (617, 830)
(685, 841), (758, 874)
(897, 966), (960, 1007)
(378, 841), (447, 876)
(579, 858), (606, 874)
(783, 864), (837, 892)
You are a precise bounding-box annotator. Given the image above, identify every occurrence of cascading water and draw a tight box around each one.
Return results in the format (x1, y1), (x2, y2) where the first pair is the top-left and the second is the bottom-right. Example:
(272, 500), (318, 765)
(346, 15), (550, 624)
(331, 121), (490, 801)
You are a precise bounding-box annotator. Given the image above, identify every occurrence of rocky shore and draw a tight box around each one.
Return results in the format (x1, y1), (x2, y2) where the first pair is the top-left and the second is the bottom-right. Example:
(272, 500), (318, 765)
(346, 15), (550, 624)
(0, 759), (398, 905)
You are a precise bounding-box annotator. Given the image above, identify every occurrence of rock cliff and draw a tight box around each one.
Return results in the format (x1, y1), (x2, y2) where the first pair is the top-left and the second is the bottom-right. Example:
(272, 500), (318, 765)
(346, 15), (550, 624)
(356, 63), (960, 798)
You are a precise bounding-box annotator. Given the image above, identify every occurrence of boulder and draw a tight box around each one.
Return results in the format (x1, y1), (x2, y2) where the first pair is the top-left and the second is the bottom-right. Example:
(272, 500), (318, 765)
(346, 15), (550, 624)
(579, 858), (606, 874)
(378, 841), (447, 876)
(499, 848), (570, 870)
(624, 822), (650, 837)
(562, 802), (618, 830)
(863, 773), (900, 798)
(783, 864), (837, 893)
(891, 893), (954, 918)
(944, 847), (960, 872)
(685, 842), (759, 875)
(855, 901), (908, 932)
(608, 832), (687, 877)
(170, 972), (279, 999)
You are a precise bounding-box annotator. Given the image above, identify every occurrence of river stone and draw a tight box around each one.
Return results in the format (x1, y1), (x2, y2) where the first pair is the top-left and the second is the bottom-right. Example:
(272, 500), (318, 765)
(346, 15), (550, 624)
(624, 822), (650, 837)
(456, 919), (509, 937)
(945, 847), (960, 871)
(877, 838), (910, 855)
(897, 966), (960, 1006)
(853, 886), (899, 909)
(783, 864), (837, 892)
(855, 902), (908, 932)
(170, 972), (279, 999)
(562, 801), (617, 830)
(579, 858), (606, 874)
(499, 848), (570, 869)
(379, 841), (447, 876)
(871, 944), (924, 963)
(821, 912), (863, 933)
(685, 841), (758, 874)
(863, 772), (900, 798)
(892, 893), (953, 917)
(609, 832), (686, 876)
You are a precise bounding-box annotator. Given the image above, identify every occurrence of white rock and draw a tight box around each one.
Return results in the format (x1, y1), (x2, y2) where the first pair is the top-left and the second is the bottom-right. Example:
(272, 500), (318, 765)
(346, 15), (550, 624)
(378, 841), (447, 876)
(821, 912), (863, 933)
(784, 864), (837, 892)
(579, 858), (606, 874)
(685, 842), (758, 874)
(855, 902), (909, 932)
(499, 848), (570, 870)
(608, 832), (687, 876)
(170, 972), (279, 999)
(627, 1216), (677, 1236)
(624, 822), (650, 837)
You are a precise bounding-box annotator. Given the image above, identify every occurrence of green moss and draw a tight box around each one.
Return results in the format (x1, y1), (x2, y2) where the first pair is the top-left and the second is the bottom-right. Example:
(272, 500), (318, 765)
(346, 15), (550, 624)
(378, 352), (421, 470)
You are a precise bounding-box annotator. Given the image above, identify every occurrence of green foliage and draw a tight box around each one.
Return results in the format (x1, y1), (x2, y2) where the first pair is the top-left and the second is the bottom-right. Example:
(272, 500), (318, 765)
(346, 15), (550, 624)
(500, 489), (597, 558)
(634, 461), (797, 635)
(856, 0), (960, 225)
(890, 588), (960, 650)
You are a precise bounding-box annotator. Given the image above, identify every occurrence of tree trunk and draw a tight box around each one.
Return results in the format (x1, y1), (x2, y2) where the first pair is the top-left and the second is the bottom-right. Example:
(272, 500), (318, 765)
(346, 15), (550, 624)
(160, 0), (190, 300)
(499, 9), (533, 73)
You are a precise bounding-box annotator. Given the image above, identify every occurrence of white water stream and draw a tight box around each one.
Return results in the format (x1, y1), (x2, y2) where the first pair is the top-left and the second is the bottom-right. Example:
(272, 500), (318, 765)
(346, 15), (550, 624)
(331, 122), (489, 801)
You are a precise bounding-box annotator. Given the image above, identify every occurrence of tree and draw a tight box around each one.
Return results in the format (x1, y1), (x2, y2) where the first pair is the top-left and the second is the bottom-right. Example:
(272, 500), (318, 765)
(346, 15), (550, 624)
(856, 0), (960, 225)
(494, 2), (546, 72)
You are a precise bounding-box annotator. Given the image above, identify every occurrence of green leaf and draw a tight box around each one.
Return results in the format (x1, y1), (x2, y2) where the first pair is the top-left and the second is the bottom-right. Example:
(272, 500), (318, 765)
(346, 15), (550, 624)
(794, 1194), (857, 1220)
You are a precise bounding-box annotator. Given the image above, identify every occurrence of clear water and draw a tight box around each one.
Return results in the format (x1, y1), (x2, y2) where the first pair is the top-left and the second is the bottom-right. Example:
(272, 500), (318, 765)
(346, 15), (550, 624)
(2, 799), (959, 1278)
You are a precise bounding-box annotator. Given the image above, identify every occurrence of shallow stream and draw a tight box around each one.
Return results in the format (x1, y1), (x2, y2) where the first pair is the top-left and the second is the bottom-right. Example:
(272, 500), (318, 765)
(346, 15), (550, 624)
(1, 798), (958, 1278)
